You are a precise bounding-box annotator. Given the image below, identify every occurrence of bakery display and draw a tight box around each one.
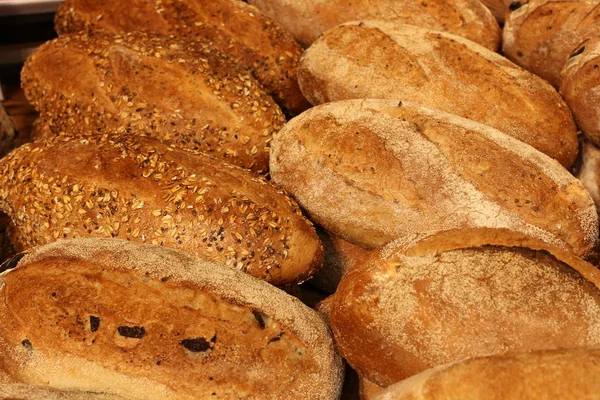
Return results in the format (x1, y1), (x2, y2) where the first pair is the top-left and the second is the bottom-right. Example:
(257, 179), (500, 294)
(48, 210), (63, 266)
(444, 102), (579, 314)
(0, 134), (323, 286)
(298, 21), (578, 167)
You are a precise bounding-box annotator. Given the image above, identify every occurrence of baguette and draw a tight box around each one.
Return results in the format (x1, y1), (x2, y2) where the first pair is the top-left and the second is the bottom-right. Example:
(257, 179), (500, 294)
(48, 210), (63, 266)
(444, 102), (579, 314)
(55, 0), (308, 115)
(0, 134), (323, 286)
(298, 21), (578, 167)
(247, 0), (500, 50)
(0, 238), (343, 399)
(270, 99), (597, 258)
(331, 228), (600, 385)
(21, 31), (285, 173)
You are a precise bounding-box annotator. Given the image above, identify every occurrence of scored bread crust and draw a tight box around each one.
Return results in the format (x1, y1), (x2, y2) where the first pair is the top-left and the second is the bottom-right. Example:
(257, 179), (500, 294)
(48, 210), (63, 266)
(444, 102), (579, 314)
(560, 38), (600, 146)
(269, 99), (597, 258)
(503, 0), (600, 87)
(54, 0), (309, 115)
(0, 238), (343, 399)
(374, 347), (600, 400)
(247, 0), (500, 50)
(21, 31), (285, 173)
(331, 227), (600, 386)
(297, 21), (578, 167)
(0, 134), (323, 286)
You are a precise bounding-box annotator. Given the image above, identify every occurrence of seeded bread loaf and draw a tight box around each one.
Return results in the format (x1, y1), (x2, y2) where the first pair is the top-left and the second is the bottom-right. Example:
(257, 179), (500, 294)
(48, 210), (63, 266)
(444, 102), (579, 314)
(21, 31), (285, 173)
(560, 38), (600, 146)
(0, 238), (343, 399)
(0, 134), (323, 286)
(297, 21), (578, 167)
(374, 347), (600, 400)
(503, 0), (600, 87)
(247, 0), (500, 50)
(270, 99), (597, 258)
(331, 228), (600, 386)
(54, 0), (308, 115)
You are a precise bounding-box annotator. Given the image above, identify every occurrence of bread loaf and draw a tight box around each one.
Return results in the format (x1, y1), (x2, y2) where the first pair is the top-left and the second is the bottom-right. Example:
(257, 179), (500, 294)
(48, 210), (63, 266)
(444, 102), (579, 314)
(21, 31), (285, 173)
(331, 228), (600, 385)
(374, 347), (600, 400)
(479, 0), (515, 23)
(247, 0), (500, 50)
(0, 238), (343, 399)
(0, 134), (323, 286)
(503, 0), (600, 87)
(561, 38), (600, 146)
(54, 0), (308, 115)
(298, 21), (578, 167)
(270, 99), (597, 258)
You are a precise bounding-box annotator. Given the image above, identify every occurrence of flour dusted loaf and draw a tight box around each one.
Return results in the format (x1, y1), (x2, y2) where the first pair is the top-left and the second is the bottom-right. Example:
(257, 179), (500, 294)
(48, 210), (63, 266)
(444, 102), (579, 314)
(21, 31), (285, 173)
(270, 99), (597, 258)
(298, 21), (578, 167)
(54, 0), (308, 114)
(0, 134), (323, 286)
(331, 228), (600, 386)
(0, 238), (343, 399)
(374, 347), (600, 400)
(503, 0), (600, 87)
(561, 38), (600, 146)
(247, 0), (500, 50)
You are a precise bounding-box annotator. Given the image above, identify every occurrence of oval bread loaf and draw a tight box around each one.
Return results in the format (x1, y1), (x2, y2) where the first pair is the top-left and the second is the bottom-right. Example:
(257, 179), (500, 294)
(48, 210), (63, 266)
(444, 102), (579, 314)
(0, 134), (323, 286)
(503, 0), (600, 87)
(560, 38), (600, 146)
(270, 99), (597, 258)
(331, 228), (600, 386)
(298, 21), (578, 167)
(54, 0), (309, 115)
(374, 348), (600, 400)
(0, 239), (343, 399)
(21, 31), (285, 173)
(247, 0), (500, 50)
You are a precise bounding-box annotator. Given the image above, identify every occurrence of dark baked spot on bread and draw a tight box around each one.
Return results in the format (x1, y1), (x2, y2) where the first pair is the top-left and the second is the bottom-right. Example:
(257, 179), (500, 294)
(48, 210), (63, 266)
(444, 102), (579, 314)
(252, 310), (266, 329)
(509, 1), (524, 11)
(181, 334), (216, 353)
(21, 339), (32, 351)
(117, 325), (146, 339)
(89, 315), (100, 332)
(569, 46), (586, 59)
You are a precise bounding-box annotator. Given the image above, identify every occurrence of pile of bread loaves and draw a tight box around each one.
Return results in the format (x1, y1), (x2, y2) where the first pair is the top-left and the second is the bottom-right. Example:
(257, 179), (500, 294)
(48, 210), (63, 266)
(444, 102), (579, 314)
(1, 0), (600, 398)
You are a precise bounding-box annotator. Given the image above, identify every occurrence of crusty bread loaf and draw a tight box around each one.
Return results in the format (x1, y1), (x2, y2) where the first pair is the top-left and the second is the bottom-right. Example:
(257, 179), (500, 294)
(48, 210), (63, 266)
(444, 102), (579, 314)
(297, 21), (578, 167)
(561, 38), (600, 146)
(374, 347), (600, 400)
(331, 228), (600, 386)
(247, 0), (500, 50)
(503, 0), (600, 87)
(270, 99), (597, 258)
(54, 0), (308, 115)
(0, 238), (343, 399)
(21, 31), (285, 173)
(0, 134), (323, 286)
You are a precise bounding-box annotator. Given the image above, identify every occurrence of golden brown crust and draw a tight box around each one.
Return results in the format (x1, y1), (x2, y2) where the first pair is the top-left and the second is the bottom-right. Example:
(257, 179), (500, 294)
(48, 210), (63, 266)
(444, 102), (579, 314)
(479, 0), (514, 22)
(21, 31), (285, 173)
(503, 0), (600, 87)
(270, 99), (597, 258)
(0, 134), (323, 286)
(248, 0), (500, 50)
(560, 38), (600, 146)
(297, 21), (578, 167)
(374, 347), (600, 400)
(359, 376), (384, 400)
(331, 227), (600, 386)
(0, 238), (343, 399)
(0, 383), (126, 400)
(54, 0), (309, 115)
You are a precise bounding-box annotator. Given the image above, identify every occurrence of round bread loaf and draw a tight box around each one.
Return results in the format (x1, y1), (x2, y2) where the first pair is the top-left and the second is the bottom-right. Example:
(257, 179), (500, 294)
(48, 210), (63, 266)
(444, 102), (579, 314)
(0, 134), (323, 286)
(54, 0), (308, 115)
(247, 0), (500, 50)
(297, 21), (578, 167)
(21, 31), (285, 173)
(331, 228), (600, 386)
(561, 38), (600, 146)
(503, 0), (600, 87)
(0, 238), (343, 399)
(270, 99), (597, 258)
(374, 347), (600, 400)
